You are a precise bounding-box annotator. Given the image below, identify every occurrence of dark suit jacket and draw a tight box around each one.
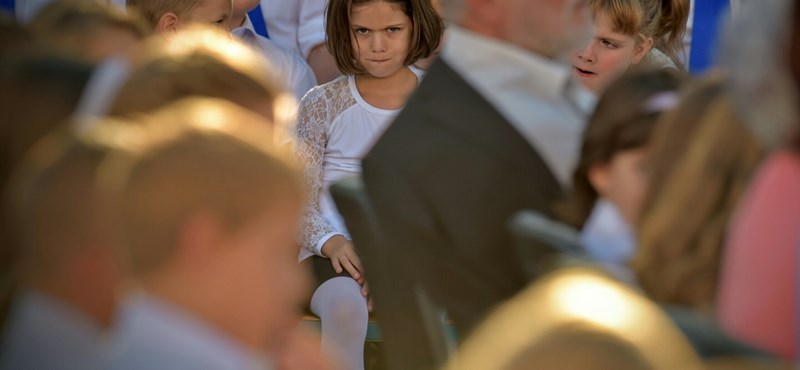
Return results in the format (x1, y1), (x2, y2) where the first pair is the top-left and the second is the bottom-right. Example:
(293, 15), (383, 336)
(363, 59), (564, 332)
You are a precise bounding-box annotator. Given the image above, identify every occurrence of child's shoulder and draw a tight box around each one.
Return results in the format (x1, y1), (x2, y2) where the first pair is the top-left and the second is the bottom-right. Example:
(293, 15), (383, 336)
(299, 75), (352, 108)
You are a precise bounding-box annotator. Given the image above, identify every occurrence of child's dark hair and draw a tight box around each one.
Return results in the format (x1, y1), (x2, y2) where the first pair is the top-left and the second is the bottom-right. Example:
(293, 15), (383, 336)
(563, 70), (684, 227)
(325, 0), (443, 74)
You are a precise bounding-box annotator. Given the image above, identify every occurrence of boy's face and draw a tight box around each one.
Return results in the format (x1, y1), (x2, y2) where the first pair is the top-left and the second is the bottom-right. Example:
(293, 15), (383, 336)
(213, 198), (309, 351)
(181, 0), (232, 31)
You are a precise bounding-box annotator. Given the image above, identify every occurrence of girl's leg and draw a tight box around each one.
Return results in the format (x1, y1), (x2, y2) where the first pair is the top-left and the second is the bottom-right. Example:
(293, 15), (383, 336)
(310, 276), (368, 370)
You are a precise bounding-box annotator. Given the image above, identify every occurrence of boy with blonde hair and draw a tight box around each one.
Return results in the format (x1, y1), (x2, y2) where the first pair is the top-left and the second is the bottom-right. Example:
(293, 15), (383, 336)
(105, 97), (311, 369)
(108, 25), (294, 136)
(0, 122), (139, 370)
(126, 0), (231, 34)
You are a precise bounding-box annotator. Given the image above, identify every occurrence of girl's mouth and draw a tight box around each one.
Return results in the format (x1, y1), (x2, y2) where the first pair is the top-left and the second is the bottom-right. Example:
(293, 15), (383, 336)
(574, 66), (596, 77)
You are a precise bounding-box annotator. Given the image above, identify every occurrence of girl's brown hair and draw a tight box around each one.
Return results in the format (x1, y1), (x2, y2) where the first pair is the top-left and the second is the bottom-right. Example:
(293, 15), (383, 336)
(633, 95), (763, 310)
(588, 0), (690, 62)
(562, 69), (683, 227)
(639, 74), (726, 216)
(325, 0), (444, 74)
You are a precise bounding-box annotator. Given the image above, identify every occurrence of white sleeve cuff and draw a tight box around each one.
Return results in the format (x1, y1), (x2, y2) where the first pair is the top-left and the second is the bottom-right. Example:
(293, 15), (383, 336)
(314, 232), (342, 257)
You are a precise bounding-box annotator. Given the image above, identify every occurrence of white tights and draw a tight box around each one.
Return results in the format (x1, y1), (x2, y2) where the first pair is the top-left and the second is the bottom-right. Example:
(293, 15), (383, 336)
(310, 276), (368, 370)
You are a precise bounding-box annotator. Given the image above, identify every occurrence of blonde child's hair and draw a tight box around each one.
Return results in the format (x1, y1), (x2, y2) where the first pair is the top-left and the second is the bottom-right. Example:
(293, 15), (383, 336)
(101, 96), (303, 275)
(126, 0), (203, 29)
(109, 25), (295, 138)
(588, 0), (689, 62)
(633, 95), (763, 310)
(29, 0), (149, 60)
(5, 120), (141, 283)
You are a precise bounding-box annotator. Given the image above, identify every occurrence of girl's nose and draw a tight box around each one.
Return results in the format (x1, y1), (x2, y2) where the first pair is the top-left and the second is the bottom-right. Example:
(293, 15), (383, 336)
(576, 43), (596, 63)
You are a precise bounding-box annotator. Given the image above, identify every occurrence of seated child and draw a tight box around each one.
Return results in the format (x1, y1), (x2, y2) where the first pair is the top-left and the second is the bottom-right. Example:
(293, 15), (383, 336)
(104, 97), (311, 369)
(562, 70), (683, 284)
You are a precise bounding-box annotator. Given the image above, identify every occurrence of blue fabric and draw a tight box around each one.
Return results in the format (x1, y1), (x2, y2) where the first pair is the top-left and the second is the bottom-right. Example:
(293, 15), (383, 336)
(247, 4), (269, 39)
(689, 0), (729, 74)
(0, 0), (14, 15)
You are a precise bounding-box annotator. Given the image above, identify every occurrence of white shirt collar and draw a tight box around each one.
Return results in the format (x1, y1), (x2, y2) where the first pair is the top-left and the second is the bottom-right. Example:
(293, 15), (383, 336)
(0, 290), (108, 370)
(114, 292), (273, 370)
(441, 25), (574, 103)
(438, 25), (595, 186)
(231, 16), (258, 44)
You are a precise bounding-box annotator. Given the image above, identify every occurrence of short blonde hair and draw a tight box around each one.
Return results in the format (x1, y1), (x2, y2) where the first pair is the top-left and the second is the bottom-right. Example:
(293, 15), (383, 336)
(109, 25), (294, 134)
(126, 0), (202, 29)
(102, 97), (303, 275)
(30, 0), (149, 61)
(6, 120), (140, 282)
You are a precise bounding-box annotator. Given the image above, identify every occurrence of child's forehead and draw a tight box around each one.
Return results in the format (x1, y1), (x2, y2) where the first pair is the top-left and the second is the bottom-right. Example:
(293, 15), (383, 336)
(349, 1), (410, 24)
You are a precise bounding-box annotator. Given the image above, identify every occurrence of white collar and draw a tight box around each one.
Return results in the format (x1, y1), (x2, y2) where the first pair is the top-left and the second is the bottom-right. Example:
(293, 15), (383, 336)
(441, 25), (573, 103)
(117, 292), (273, 370)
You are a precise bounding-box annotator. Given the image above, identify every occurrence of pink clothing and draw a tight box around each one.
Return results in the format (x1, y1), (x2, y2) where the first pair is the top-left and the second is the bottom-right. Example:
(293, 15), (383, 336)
(718, 151), (800, 359)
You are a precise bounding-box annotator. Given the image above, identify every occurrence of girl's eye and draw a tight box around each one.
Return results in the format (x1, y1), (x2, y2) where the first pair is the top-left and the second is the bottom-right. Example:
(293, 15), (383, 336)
(355, 28), (369, 35)
(387, 27), (401, 33)
(601, 40), (618, 49)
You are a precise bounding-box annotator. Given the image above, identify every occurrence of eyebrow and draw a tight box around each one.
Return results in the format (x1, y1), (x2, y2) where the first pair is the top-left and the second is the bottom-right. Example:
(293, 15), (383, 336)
(351, 23), (406, 29)
(596, 34), (627, 44)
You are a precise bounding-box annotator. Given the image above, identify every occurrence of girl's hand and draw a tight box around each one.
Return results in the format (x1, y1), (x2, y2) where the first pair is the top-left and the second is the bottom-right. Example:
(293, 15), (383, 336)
(321, 235), (364, 283)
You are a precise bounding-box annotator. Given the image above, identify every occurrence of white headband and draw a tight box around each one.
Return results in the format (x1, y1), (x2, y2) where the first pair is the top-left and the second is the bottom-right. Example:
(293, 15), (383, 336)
(642, 91), (680, 114)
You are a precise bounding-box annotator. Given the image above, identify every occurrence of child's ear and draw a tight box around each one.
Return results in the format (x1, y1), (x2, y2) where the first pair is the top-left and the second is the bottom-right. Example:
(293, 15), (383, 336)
(632, 36), (654, 65)
(157, 12), (181, 36)
(588, 163), (611, 198)
(174, 212), (226, 268)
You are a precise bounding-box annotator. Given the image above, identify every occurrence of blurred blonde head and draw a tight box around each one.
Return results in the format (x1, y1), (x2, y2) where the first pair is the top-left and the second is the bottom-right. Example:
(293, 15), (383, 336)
(5, 118), (142, 325)
(101, 96), (306, 349)
(639, 74), (726, 216)
(109, 25), (294, 140)
(444, 267), (703, 370)
(634, 96), (763, 310)
(103, 96), (301, 275)
(29, 0), (149, 62)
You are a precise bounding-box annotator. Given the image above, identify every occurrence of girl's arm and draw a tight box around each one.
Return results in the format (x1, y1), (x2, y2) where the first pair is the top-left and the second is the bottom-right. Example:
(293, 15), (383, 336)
(294, 87), (343, 257)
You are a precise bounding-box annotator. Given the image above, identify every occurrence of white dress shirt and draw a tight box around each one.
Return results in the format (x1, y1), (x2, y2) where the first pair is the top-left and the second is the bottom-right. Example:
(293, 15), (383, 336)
(441, 26), (595, 186)
(233, 16), (318, 102)
(108, 293), (273, 370)
(254, 0), (327, 59)
(0, 291), (108, 370)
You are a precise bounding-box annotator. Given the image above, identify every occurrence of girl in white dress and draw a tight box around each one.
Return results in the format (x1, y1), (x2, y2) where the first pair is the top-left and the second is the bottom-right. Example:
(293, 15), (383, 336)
(292, 1), (443, 369)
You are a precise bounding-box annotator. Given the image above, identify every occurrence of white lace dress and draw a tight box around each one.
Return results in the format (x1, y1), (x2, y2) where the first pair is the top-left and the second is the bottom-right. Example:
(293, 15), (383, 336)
(293, 68), (423, 262)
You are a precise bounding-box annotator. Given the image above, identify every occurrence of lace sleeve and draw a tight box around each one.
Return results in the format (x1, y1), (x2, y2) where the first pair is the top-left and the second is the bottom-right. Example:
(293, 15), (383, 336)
(293, 86), (342, 257)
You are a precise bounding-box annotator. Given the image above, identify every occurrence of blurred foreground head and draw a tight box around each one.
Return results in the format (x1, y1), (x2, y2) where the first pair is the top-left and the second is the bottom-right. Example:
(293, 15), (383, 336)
(109, 25), (294, 139)
(102, 96), (308, 350)
(28, 0), (149, 63)
(5, 118), (141, 326)
(444, 267), (703, 370)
